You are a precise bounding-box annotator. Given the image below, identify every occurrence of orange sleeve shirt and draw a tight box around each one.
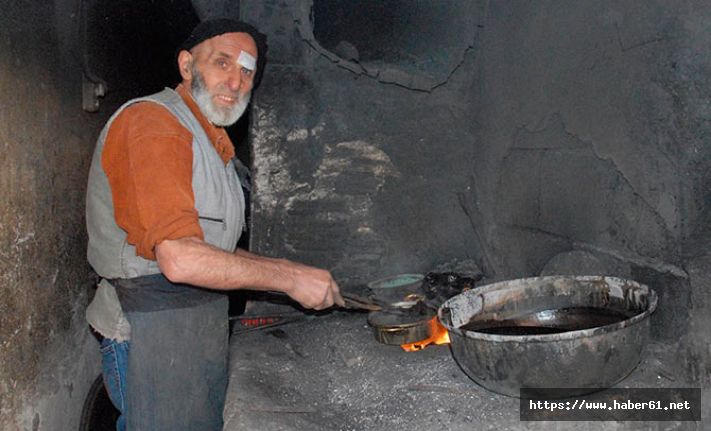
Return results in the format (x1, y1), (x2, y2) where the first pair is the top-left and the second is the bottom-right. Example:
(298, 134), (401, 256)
(102, 84), (236, 260)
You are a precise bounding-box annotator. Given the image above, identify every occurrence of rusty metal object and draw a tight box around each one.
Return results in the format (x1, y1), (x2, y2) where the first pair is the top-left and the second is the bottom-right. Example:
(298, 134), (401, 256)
(438, 276), (658, 397)
(230, 313), (307, 334)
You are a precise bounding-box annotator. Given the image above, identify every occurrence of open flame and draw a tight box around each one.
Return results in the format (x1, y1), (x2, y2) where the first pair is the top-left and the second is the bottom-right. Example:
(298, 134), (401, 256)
(401, 317), (450, 352)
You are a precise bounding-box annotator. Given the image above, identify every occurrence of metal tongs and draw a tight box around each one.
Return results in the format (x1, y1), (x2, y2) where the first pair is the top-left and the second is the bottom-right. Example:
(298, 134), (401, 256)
(263, 290), (386, 312)
(341, 292), (385, 312)
(342, 292), (430, 315)
(261, 286), (436, 314)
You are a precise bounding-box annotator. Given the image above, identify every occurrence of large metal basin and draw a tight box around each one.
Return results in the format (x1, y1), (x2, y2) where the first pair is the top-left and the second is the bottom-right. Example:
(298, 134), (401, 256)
(438, 276), (657, 397)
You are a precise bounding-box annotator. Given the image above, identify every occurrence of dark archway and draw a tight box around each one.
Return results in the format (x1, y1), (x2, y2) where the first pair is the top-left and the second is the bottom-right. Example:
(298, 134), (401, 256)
(308, 0), (485, 90)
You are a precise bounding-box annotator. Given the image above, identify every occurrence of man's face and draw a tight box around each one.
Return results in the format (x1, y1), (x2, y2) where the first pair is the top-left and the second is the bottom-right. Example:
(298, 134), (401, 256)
(179, 32), (258, 126)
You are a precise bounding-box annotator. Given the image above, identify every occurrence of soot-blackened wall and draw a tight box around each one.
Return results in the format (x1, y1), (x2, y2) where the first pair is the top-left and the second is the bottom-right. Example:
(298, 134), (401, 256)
(245, 0), (488, 281)
(0, 1), (101, 429)
(241, 0), (710, 365)
(0, 1), (199, 428)
(244, 0), (709, 279)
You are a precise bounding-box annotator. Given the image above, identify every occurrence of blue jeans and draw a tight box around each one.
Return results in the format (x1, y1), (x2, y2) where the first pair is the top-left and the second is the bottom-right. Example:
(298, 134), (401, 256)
(100, 338), (130, 431)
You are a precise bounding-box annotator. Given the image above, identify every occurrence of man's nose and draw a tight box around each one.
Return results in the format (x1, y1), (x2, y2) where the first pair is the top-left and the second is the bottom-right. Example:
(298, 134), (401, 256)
(227, 71), (242, 92)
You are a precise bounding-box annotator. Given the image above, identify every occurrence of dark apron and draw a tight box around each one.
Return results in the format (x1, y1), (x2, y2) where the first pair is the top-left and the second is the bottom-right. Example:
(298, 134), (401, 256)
(113, 274), (229, 431)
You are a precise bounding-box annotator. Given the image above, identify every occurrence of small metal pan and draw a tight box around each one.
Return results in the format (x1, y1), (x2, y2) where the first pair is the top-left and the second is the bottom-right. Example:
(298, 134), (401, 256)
(367, 301), (436, 345)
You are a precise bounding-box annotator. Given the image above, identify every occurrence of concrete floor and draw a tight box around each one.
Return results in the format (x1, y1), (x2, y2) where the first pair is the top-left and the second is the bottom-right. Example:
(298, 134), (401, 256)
(223, 311), (709, 431)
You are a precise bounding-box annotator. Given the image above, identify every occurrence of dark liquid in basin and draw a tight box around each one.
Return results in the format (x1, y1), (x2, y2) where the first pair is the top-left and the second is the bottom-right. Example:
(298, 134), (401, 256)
(461, 306), (637, 335)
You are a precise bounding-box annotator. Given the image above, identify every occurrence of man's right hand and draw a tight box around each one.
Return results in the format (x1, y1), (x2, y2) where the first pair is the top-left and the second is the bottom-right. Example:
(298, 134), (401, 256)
(277, 259), (345, 310)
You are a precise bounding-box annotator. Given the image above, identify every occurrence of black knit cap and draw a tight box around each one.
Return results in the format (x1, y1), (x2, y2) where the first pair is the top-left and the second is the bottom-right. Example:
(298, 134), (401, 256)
(178, 18), (268, 88)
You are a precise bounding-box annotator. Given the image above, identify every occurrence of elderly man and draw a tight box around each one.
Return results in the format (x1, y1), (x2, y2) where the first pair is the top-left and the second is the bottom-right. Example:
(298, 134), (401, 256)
(85, 19), (343, 430)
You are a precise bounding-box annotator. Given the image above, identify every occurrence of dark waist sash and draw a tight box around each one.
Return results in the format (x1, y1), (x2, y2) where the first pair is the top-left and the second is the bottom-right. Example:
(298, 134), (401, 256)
(112, 273), (225, 312)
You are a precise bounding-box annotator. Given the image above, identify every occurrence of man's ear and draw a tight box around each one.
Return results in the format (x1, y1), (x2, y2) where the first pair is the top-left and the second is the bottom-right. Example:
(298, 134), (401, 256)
(178, 50), (193, 81)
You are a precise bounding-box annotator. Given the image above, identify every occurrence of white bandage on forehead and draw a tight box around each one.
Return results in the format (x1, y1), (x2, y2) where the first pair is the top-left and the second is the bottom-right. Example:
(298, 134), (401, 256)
(237, 51), (256, 71)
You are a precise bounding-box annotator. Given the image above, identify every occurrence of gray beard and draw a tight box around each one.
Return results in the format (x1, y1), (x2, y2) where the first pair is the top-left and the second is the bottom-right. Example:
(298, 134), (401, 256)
(190, 67), (251, 127)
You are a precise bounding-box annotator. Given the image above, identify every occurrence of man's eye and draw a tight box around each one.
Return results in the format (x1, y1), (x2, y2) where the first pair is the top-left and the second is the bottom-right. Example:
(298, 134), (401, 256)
(241, 67), (253, 76)
(217, 59), (229, 69)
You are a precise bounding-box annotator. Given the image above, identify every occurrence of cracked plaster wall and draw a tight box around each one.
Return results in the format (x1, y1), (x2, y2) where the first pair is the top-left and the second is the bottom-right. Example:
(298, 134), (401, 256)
(244, 0), (709, 282)
(0, 1), (103, 429)
(476, 1), (710, 277)
(2, 1), (202, 427)
(242, 0), (709, 351)
(471, 1), (710, 347)
(244, 0), (488, 285)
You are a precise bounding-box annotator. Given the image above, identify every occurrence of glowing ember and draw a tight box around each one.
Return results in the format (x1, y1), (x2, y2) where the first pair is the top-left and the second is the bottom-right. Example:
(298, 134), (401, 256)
(401, 317), (450, 352)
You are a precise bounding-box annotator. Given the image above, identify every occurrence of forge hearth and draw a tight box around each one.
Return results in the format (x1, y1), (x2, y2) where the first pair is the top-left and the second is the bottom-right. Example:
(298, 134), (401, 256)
(223, 312), (693, 431)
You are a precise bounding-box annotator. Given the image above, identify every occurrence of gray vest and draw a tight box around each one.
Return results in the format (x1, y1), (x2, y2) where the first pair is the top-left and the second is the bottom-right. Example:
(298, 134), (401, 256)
(86, 88), (245, 279)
